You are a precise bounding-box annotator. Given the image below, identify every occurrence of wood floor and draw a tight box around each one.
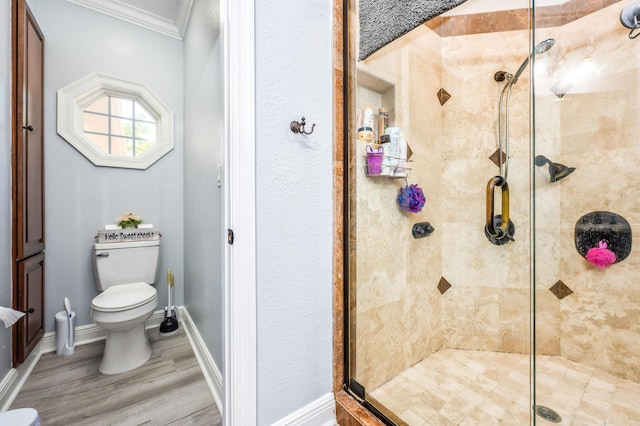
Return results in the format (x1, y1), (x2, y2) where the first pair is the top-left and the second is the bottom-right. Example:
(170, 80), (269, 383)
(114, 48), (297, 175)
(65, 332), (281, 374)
(10, 328), (222, 425)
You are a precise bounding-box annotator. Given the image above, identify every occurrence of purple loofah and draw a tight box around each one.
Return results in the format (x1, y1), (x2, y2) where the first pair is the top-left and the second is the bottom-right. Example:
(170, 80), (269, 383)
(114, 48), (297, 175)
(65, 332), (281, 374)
(398, 183), (425, 213)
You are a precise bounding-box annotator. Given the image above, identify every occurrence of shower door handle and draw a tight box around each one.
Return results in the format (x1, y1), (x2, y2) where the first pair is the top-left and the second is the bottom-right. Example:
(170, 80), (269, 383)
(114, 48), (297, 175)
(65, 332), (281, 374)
(485, 176), (510, 237)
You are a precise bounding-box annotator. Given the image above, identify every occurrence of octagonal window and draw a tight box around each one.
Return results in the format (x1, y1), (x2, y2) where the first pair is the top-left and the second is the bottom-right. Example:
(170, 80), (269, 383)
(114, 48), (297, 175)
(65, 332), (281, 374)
(57, 72), (174, 169)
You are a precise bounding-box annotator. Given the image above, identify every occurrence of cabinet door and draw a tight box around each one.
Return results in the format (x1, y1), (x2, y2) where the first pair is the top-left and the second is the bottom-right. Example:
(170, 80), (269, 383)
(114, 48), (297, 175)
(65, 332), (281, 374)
(12, 0), (45, 366)
(14, 0), (44, 260)
(14, 253), (45, 364)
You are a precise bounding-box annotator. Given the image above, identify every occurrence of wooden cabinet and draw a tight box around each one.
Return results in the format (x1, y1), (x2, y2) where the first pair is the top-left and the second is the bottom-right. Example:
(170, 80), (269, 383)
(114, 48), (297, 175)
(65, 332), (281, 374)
(12, 0), (45, 366)
(15, 254), (45, 363)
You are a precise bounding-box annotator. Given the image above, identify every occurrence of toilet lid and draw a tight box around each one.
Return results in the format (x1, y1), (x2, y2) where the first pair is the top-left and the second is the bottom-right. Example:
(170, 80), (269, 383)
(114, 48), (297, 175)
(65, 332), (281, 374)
(92, 282), (157, 312)
(0, 408), (40, 425)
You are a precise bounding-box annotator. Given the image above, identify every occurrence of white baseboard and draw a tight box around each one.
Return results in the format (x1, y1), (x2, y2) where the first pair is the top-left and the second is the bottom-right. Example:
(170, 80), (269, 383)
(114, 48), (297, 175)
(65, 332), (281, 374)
(0, 344), (42, 411)
(271, 392), (337, 426)
(180, 308), (224, 415)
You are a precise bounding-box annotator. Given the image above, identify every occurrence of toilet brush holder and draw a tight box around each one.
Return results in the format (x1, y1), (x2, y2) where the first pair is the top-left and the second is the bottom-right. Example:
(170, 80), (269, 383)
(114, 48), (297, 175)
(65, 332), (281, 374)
(55, 310), (76, 356)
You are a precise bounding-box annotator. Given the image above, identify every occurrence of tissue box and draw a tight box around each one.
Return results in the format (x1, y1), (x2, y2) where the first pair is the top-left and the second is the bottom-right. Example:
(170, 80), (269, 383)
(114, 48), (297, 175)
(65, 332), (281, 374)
(97, 228), (160, 243)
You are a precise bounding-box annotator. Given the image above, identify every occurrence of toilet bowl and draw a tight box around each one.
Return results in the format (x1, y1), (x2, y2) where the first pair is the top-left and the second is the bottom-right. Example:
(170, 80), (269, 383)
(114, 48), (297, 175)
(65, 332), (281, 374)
(91, 282), (158, 375)
(0, 408), (40, 425)
(92, 240), (160, 375)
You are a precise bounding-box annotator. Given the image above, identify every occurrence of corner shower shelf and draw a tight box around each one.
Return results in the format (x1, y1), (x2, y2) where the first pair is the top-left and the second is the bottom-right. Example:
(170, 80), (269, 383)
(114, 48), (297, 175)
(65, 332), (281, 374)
(363, 156), (412, 179)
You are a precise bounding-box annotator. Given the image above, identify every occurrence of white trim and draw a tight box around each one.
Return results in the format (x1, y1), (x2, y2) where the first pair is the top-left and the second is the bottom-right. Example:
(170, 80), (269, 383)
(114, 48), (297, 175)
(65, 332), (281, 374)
(271, 393), (337, 426)
(66, 0), (193, 40)
(222, 0), (257, 424)
(180, 308), (223, 412)
(0, 345), (42, 411)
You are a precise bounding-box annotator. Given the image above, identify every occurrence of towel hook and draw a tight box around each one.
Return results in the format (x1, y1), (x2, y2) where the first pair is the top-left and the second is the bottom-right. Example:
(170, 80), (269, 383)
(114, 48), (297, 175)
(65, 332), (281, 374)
(290, 117), (316, 135)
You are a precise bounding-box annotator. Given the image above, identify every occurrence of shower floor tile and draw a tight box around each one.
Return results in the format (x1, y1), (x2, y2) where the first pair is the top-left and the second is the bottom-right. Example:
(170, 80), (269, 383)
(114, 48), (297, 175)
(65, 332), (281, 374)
(370, 349), (640, 425)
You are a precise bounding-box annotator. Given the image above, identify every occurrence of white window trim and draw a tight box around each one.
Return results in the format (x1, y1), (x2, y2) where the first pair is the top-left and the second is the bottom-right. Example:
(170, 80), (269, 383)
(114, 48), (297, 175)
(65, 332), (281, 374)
(57, 71), (174, 169)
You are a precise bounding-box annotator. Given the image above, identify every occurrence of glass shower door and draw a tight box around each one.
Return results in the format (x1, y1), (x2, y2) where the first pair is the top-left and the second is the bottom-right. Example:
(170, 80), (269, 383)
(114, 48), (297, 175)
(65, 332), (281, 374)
(347, 1), (537, 424)
(532, 0), (640, 423)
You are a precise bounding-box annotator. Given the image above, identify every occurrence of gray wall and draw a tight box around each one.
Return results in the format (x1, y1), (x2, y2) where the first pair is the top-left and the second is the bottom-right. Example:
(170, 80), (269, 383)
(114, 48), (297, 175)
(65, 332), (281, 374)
(183, 0), (224, 369)
(255, 0), (334, 422)
(34, 0), (185, 331)
(0, 1), (13, 379)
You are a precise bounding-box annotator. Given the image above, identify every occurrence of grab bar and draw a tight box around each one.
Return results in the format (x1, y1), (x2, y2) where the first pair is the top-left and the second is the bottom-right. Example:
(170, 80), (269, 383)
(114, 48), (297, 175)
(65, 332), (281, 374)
(485, 176), (512, 240)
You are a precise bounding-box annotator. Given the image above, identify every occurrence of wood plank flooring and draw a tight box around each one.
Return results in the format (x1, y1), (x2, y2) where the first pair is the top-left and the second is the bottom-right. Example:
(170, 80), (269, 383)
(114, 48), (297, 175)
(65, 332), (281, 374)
(11, 328), (222, 425)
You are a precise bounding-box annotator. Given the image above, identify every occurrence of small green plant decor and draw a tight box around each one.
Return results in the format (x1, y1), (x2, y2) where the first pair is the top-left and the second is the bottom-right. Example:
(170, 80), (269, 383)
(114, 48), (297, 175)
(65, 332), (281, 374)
(116, 212), (143, 229)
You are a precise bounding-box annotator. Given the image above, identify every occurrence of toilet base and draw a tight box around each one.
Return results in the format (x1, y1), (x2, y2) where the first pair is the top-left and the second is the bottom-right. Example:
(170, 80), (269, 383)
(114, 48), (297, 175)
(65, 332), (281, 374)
(99, 323), (152, 375)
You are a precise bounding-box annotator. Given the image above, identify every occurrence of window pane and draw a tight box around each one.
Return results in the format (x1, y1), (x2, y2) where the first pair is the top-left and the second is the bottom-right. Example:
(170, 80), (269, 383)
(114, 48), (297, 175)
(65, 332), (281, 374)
(83, 112), (109, 134)
(135, 121), (156, 141)
(111, 97), (134, 119)
(111, 136), (134, 156)
(111, 117), (133, 138)
(86, 133), (110, 154)
(84, 96), (109, 114)
(134, 138), (154, 155)
(134, 103), (155, 121)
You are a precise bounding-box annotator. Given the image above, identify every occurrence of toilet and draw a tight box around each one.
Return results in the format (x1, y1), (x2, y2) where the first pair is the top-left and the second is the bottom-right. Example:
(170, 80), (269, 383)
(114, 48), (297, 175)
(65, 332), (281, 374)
(0, 408), (40, 425)
(91, 239), (160, 375)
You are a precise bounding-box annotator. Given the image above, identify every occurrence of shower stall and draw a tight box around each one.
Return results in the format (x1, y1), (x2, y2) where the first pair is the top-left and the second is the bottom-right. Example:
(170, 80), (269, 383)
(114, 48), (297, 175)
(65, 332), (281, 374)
(346, 0), (640, 424)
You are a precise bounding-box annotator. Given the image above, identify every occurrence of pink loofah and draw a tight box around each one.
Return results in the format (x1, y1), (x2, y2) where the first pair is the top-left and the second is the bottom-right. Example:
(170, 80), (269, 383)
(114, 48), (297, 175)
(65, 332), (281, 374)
(585, 240), (616, 269)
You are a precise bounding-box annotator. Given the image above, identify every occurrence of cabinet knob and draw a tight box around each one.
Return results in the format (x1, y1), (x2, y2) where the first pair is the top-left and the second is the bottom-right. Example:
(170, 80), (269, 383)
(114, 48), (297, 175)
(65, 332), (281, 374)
(23, 308), (34, 314)
(22, 125), (34, 132)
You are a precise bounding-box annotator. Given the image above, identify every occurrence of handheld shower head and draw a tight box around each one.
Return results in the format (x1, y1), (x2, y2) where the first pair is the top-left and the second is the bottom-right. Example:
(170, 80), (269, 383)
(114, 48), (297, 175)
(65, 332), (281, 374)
(535, 155), (575, 182)
(511, 38), (556, 84)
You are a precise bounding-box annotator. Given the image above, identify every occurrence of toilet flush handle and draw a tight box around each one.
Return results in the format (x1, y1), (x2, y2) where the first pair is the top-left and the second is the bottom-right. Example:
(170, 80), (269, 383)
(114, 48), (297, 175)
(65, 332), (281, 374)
(96, 252), (109, 257)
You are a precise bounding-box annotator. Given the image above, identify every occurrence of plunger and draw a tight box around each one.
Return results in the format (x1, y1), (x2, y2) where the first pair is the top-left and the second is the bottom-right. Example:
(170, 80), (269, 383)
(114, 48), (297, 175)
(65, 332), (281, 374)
(159, 269), (179, 336)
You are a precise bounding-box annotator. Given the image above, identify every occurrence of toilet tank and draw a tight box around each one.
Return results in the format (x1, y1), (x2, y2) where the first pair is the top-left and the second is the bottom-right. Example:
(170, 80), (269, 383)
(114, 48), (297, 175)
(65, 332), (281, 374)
(93, 240), (160, 291)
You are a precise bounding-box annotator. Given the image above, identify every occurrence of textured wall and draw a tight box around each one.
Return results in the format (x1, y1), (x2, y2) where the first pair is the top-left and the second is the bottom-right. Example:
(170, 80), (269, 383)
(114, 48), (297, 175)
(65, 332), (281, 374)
(255, 0), (334, 423)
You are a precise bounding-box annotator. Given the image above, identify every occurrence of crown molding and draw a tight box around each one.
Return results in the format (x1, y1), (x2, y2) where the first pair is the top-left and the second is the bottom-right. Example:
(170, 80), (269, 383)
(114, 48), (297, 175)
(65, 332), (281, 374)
(67, 0), (193, 40)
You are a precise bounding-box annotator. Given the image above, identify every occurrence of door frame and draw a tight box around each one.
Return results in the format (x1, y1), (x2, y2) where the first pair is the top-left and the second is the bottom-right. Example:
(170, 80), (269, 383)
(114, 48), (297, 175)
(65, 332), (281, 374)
(222, 0), (257, 424)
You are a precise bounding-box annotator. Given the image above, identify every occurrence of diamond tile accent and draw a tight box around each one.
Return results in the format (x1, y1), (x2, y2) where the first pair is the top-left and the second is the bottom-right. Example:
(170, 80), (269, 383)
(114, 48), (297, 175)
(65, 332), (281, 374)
(549, 280), (573, 300)
(489, 149), (507, 168)
(437, 276), (452, 295)
(437, 88), (451, 106)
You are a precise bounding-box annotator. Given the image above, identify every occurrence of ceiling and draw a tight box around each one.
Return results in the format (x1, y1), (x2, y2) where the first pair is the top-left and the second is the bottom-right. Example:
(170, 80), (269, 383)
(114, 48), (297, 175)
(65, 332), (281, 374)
(66, 0), (194, 39)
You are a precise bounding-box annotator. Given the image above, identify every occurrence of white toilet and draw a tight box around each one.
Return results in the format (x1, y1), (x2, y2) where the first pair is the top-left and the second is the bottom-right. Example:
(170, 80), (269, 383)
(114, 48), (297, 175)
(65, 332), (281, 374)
(91, 239), (160, 375)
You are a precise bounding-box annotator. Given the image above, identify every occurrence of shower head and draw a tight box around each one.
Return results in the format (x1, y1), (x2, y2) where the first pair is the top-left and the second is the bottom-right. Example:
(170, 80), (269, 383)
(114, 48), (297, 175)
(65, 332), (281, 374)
(535, 38), (556, 54)
(511, 38), (556, 84)
(535, 155), (575, 182)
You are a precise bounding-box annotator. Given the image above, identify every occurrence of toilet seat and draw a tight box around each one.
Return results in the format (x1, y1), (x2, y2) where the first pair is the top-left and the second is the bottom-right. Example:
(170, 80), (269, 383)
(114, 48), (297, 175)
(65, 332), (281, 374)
(0, 408), (40, 425)
(92, 282), (156, 312)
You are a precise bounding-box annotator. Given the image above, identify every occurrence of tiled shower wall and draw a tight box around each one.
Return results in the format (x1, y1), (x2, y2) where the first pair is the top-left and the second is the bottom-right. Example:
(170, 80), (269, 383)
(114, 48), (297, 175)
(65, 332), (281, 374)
(552, 0), (640, 382)
(353, 0), (640, 392)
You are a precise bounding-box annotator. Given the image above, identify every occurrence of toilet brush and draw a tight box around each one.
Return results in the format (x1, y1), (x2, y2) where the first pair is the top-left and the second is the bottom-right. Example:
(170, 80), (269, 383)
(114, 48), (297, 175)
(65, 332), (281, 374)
(159, 269), (179, 336)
